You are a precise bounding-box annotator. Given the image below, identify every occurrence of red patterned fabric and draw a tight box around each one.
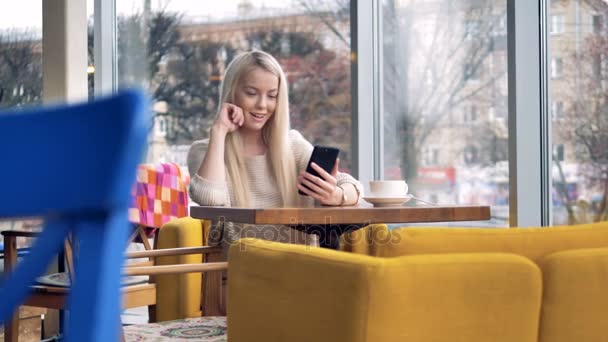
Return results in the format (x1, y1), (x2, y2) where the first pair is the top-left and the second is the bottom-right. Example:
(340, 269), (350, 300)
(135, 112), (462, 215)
(129, 163), (189, 232)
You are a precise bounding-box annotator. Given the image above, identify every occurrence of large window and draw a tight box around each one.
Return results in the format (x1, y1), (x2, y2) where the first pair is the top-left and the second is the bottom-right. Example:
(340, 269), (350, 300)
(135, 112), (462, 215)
(381, 0), (508, 226)
(17, 0), (605, 229)
(111, 0), (352, 173)
(550, 0), (608, 224)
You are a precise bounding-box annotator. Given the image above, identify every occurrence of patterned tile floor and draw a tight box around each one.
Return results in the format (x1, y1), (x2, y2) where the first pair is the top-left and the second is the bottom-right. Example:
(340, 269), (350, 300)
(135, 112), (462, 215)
(123, 316), (227, 341)
(123, 306), (150, 325)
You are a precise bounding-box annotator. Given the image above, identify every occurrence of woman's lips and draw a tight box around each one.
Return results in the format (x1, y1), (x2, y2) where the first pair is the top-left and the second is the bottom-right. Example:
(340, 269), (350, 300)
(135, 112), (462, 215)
(250, 112), (266, 120)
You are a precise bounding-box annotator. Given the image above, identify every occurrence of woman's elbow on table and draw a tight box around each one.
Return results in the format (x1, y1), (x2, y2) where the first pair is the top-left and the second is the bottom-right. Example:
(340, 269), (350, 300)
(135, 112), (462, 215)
(188, 181), (230, 206)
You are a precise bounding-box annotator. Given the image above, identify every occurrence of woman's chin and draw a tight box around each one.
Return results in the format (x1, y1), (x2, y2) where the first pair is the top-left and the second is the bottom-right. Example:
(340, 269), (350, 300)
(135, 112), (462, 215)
(242, 122), (267, 132)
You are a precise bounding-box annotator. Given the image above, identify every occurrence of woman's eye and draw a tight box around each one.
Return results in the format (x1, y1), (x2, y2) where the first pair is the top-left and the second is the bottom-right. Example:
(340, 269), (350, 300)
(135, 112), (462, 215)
(268, 94), (278, 99)
(245, 92), (256, 96)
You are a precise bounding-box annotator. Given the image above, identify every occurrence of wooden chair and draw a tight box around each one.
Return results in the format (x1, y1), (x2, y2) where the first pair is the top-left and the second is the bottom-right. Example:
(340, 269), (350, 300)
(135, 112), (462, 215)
(0, 89), (148, 342)
(1, 230), (158, 342)
(2, 229), (228, 341)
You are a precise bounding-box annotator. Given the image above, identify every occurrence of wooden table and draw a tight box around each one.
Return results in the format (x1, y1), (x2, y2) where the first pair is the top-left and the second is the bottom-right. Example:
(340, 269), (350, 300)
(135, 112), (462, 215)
(190, 205), (491, 249)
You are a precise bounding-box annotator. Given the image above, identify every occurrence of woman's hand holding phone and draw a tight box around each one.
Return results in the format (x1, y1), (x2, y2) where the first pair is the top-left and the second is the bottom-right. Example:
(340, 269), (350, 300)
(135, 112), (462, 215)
(297, 159), (343, 206)
(213, 102), (244, 134)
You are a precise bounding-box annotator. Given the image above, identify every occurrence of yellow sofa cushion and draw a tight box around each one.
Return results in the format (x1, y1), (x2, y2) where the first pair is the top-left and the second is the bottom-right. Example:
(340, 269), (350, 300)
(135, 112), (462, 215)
(538, 247), (608, 342)
(228, 238), (542, 342)
(154, 217), (210, 322)
(379, 222), (608, 262)
(340, 223), (391, 255)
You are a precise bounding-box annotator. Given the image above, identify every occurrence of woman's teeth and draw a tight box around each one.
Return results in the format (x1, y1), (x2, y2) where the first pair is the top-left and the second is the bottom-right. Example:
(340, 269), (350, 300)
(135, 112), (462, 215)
(251, 113), (265, 119)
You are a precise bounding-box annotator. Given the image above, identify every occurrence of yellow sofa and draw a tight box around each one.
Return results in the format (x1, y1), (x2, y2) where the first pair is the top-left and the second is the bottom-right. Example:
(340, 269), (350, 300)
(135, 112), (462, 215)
(227, 221), (608, 342)
(154, 218), (608, 342)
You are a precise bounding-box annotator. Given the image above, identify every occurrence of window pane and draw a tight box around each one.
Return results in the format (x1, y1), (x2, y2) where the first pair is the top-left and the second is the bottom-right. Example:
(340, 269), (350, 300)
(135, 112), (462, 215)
(382, 0), (508, 226)
(0, 1), (42, 109)
(115, 1), (353, 173)
(550, 1), (608, 224)
(0, 0), (43, 249)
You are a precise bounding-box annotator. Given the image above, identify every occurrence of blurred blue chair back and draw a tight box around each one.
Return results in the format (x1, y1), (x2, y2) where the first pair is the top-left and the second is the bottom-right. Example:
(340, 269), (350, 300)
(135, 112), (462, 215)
(0, 89), (148, 342)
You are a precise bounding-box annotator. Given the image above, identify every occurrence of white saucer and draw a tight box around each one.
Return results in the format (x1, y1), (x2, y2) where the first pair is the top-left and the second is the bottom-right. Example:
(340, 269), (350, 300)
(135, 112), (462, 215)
(362, 195), (412, 207)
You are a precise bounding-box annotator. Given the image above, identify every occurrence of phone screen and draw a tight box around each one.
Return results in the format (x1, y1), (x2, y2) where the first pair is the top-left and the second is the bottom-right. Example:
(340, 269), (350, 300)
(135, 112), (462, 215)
(298, 145), (340, 196)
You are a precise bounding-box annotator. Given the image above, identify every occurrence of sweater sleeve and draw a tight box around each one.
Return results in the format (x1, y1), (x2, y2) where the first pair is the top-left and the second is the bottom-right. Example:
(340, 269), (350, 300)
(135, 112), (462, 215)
(186, 139), (231, 206)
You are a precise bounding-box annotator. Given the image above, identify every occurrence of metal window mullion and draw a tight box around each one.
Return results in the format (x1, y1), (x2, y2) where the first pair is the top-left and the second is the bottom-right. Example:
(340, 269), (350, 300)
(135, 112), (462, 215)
(372, 0), (384, 180)
(94, 0), (116, 96)
(540, 0), (552, 225)
(354, 0), (375, 189)
(507, 0), (547, 227)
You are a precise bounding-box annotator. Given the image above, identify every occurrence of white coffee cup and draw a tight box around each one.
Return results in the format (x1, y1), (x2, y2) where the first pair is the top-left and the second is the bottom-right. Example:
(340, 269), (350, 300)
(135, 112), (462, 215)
(369, 180), (408, 198)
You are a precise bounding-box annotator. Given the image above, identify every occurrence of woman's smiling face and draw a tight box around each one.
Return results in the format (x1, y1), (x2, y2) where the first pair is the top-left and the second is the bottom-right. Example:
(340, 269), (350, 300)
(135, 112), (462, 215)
(234, 66), (279, 133)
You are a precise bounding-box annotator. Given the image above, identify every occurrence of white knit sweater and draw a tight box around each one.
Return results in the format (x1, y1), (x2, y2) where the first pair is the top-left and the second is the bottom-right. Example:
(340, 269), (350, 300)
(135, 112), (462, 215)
(187, 129), (362, 255)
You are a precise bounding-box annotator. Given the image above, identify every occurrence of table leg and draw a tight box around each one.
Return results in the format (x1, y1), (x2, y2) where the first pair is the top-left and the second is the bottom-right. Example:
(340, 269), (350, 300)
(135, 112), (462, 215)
(296, 224), (365, 250)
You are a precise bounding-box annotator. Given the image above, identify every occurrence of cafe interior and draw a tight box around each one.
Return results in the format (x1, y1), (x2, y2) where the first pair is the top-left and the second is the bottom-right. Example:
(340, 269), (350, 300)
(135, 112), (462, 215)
(1, 0), (608, 341)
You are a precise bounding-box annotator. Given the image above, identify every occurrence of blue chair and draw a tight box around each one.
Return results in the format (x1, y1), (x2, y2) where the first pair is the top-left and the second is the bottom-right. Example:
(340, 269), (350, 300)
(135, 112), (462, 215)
(0, 90), (148, 342)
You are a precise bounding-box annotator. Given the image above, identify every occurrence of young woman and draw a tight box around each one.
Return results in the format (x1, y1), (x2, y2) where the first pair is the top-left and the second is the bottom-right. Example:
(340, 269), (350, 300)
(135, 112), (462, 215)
(187, 50), (362, 253)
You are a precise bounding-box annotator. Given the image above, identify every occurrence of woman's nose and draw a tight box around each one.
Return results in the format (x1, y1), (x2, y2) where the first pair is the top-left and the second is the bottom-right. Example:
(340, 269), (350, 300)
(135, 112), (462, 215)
(256, 96), (267, 109)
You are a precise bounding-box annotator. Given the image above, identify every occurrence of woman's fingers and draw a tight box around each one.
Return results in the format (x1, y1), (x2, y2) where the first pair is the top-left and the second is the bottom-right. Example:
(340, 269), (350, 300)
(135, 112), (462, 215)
(219, 103), (244, 132)
(299, 173), (327, 194)
(331, 158), (340, 177)
(233, 107), (244, 126)
(297, 181), (327, 203)
(296, 182), (316, 198)
(302, 169), (335, 192)
(226, 104), (240, 123)
(302, 164), (341, 205)
(310, 163), (337, 187)
(299, 169), (339, 205)
(238, 108), (245, 126)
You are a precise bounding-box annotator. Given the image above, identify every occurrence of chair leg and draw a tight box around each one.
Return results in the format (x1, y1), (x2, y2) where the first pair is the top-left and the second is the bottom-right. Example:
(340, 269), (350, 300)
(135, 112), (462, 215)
(42, 311), (60, 340)
(152, 229), (159, 250)
(147, 228), (159, 323)
(147, 304), (157, 323)
(65, 210), (130, 342)
(64, 239), (75, 281)
(202, 252), (225, 316)
(4, 315), (18, 342)
(3, 236), (19, 342)
(0, 223), (68, 325)
(136, 227), (152, 251)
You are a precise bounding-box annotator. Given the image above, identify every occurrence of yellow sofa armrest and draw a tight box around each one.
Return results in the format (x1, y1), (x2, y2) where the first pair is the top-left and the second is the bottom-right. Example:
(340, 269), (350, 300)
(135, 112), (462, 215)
(227, 238), (542, 342)
(538, 247), (608, 342)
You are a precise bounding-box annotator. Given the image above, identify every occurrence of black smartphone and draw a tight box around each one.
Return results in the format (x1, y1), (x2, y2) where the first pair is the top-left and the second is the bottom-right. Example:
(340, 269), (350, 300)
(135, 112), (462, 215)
(298, 145), (340, 195)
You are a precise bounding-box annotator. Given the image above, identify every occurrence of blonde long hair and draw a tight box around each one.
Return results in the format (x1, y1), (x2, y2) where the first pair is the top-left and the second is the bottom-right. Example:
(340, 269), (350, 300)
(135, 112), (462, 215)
(218, 50), (298, 207)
